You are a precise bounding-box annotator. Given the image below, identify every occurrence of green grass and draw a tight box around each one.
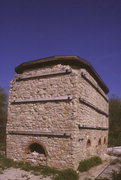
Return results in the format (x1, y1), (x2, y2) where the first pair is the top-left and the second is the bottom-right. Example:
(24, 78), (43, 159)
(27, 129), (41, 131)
(78, 156), (102, 172)
(54, 169), (79, 180)
(0, 154), (17, 170)
(0, 154), (79, 180)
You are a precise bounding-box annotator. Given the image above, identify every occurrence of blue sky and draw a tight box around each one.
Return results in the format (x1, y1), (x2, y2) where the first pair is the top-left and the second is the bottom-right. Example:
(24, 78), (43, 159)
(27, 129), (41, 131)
(0, 0), (121, 97)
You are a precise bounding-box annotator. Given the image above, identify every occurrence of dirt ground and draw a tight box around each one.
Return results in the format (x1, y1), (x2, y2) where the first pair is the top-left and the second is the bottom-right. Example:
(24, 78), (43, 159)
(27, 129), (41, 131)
(0, 156), (121, 180)
(0, 163), (121, 180)
(0, 168), (52, 180)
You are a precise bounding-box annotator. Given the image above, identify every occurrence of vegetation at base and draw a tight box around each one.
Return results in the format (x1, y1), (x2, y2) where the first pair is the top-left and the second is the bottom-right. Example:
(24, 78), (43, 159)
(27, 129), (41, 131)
(54, 169), (79, 180)
(78, 156), (102, 172)
(108, 95), (121, 147)
(0, 87), (7, 152)
(0, 154), (79, 180)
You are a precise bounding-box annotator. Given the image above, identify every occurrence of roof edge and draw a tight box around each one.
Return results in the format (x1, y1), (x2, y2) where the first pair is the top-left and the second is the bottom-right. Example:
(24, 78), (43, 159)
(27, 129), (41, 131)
(15, 56), (109, 94)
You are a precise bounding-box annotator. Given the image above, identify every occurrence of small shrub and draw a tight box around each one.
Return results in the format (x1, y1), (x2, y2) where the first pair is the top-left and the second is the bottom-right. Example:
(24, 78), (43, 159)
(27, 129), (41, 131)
(18, 161), (34, 172)
(41, 166), (58, 176)
(54, 169), (79, 180)
(78, 156), (102, 172)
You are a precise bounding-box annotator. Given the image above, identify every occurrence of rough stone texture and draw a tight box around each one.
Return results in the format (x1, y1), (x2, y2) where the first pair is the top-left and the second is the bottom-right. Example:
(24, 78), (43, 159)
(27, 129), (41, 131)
(6, 58), (109, 170)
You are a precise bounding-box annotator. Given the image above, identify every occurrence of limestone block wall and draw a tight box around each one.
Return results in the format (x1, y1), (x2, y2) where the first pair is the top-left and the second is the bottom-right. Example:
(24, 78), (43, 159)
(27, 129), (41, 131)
(6, 56), (109, 170)
(73, 68), (108, 168)
(7, 64), (78, 169)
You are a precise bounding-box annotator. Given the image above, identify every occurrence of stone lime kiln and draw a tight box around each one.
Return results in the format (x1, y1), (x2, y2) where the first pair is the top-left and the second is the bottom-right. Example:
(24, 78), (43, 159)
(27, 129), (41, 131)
(6, 56), (109, 170)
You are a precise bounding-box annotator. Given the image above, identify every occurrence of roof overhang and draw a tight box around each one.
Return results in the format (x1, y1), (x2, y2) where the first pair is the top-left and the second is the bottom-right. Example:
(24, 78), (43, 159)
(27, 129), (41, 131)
(15, 56), (109, 94)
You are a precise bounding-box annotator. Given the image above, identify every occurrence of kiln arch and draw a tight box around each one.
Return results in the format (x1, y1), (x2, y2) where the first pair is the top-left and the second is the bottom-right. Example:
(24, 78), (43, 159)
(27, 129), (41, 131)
(98, 138), (101, 145)
(86, 139), (91, 147)
(25, 141), (47, 156)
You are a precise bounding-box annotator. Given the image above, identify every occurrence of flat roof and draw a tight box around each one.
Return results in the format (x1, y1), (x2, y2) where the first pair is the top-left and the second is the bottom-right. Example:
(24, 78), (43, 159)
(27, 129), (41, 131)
(15, 56), (109, 94)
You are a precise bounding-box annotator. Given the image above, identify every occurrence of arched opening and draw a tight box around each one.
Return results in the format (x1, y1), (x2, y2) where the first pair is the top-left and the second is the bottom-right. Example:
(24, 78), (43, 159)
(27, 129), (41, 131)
(28, 143), (46, 155)
(98, 138), (101, 145)
(104, 137), (106, 144)
(87, 139), (91, 147)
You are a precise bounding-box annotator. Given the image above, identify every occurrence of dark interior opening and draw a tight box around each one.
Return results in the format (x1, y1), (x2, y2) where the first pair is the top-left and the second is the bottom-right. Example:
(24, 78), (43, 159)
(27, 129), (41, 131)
(87, 139), (91, 147)
(104, 137), (106, 144)
(29, 143), (45, 154)
(98, 138), (101, 145)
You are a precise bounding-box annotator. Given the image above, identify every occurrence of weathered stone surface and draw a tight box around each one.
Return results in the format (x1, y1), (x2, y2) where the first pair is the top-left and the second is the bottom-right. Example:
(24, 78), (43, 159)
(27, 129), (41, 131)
(107, 146), (121, 156)
(6, 56), (109, 170)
